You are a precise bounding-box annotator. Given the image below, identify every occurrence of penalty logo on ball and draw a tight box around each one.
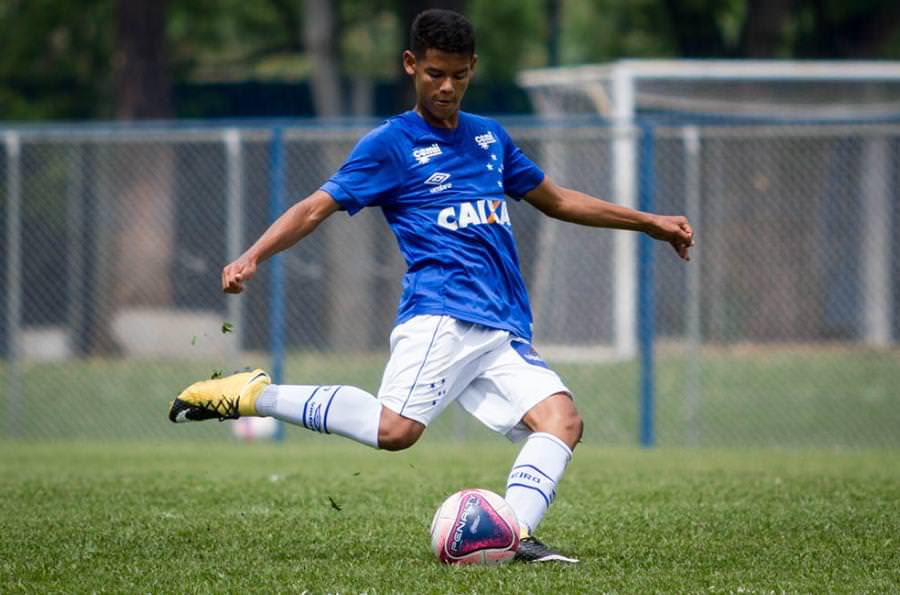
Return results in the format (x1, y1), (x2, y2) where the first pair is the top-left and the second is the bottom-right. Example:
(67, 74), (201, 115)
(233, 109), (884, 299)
(448, 492), (512, 558)
(431, 488), (519, 565)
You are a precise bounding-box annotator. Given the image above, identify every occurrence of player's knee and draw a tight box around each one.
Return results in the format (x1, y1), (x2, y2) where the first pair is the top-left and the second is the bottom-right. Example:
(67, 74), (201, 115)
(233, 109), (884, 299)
(550, 402), (583, 450)
(571, 413), (584, 449)
(378, 412), (425, 451)
(523, 392), (583, 450)
(379, 427), (422, 451)
(551, 408), (582, 449)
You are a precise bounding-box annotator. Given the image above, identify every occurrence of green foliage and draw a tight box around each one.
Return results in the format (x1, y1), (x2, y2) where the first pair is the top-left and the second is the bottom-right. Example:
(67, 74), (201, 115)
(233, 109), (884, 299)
(0, 0), (113, 119)
(167, 0), (307, 81)
(562, 0), (678, 64)
(3, 0), (900, 119)
(467, 0), (545, 82)
(340, 1), (401, 79)
(1, 442), (899, 591)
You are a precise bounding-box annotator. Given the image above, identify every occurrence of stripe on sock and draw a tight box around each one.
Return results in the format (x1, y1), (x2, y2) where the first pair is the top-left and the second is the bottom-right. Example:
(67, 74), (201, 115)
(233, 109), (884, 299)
(322, 386), (343, 434)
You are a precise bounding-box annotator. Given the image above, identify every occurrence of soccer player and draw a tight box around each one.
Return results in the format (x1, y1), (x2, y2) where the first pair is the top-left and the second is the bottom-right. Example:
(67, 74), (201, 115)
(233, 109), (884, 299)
(169, 9), (693, 563)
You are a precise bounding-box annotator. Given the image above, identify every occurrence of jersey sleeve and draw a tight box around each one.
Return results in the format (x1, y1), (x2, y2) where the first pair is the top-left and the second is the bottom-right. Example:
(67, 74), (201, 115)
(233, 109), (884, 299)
(499, 126), (545, 200)
(320, 124), (401, 216)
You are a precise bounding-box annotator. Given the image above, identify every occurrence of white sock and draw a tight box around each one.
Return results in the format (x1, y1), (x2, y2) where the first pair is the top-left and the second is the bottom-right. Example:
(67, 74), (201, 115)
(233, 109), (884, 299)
(504, 432), (573, 535)
(255, 384), (381, 448)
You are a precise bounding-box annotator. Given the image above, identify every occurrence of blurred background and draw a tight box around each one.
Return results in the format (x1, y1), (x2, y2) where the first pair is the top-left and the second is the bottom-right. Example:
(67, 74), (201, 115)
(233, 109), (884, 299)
(1, 0), (899, 447)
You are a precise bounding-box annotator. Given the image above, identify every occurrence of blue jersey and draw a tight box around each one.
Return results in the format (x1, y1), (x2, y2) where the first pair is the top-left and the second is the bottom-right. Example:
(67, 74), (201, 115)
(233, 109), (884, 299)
(321, 111), (544, 340)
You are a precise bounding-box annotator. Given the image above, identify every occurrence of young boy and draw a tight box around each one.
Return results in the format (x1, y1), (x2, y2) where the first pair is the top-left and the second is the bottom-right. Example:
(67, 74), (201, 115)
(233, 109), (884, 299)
(170, 9), (693, 563)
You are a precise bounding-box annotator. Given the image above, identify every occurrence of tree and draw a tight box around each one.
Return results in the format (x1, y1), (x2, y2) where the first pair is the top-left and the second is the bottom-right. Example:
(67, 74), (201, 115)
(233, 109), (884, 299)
(0, 0), (113, 120)
(89, 0), (177, 354)
(739, 0), (797, 57)
(304, 0), (342, 116)
(799, 0), (900, 58)
(114, 0), (172, 118)
(467, 0), (545, 82)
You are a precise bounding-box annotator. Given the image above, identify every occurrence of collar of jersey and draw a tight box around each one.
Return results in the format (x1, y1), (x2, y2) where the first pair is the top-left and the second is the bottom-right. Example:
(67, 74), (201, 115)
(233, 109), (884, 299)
(402, 110), (466, 144)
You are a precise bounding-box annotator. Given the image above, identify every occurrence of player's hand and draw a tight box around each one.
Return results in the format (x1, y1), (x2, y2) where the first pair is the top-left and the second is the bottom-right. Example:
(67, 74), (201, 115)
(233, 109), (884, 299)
(646, 214), (694, 261)
(222, 256), (257, 293)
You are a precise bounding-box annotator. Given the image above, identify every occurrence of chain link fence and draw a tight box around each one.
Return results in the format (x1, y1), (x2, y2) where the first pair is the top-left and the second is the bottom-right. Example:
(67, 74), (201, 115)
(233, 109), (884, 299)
(1, 119), (898, 446)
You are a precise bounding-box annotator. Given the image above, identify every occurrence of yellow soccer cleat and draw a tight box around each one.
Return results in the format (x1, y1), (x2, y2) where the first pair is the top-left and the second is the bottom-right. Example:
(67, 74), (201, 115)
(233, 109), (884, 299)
(168, 369), (270, 423)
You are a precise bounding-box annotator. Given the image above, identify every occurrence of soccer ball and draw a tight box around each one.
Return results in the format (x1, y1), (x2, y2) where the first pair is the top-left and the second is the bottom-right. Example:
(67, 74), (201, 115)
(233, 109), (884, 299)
(430, 488), (520, 565)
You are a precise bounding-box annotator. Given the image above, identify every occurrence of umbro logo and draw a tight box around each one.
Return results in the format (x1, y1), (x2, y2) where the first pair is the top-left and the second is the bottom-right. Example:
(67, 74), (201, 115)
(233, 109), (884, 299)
(475, 131), (497, 149)
(425, 172), (452, 193)
(413, 143), (442, 164)
(425, 172), (450, 185)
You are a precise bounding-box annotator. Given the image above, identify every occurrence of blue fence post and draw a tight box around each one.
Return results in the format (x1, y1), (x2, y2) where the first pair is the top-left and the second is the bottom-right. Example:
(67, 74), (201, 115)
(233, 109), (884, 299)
(638, 123), (656, 448)
(268, 127), (286, 440)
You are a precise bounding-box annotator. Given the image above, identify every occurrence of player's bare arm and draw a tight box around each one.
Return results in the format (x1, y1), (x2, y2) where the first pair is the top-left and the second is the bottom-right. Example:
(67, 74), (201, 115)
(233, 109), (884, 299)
(222, 190), (340, 293)
(524, 176), (694, 261)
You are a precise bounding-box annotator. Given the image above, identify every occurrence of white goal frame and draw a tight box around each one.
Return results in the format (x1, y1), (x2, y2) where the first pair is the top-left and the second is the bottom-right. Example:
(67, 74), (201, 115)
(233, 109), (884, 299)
(519, 59), (900, 356)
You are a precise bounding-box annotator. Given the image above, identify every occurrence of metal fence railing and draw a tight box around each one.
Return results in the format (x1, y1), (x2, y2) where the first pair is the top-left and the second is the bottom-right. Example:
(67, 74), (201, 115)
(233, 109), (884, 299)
(1, 119), (897, 446)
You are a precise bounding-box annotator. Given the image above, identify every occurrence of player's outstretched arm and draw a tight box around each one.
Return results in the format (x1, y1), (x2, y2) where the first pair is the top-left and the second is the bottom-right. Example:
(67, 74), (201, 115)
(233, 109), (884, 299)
(222, 190), (340, 293)
(524, 176), (694, 261)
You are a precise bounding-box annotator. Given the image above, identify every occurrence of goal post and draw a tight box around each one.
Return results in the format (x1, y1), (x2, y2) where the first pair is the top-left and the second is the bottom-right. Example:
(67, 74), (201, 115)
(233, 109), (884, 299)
(518, 59), (900, 358)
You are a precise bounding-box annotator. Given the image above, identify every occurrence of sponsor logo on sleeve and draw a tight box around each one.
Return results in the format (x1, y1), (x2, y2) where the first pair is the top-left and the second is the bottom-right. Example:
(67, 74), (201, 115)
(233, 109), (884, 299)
(475, 131), (497, 149)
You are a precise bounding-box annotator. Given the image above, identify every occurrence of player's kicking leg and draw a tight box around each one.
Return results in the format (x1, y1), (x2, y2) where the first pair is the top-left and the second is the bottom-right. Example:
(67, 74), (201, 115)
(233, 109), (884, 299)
(169, 314), (498, 450)
(169, 370), (383, 448)
(169, 369), (423, 450)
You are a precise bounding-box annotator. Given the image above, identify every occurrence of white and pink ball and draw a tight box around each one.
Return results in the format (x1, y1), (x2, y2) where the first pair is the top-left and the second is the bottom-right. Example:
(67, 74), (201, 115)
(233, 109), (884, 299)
(430, 488), (520, 565)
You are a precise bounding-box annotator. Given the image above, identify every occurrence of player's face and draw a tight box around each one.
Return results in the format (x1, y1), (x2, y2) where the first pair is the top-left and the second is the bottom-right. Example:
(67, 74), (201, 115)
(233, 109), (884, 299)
(404, 48), (476, 128)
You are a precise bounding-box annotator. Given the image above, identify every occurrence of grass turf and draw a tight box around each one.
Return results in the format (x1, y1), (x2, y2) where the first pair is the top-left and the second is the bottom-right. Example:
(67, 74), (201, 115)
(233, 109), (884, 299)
(2, 441), (898, 593)
(3, 346), (899, 447)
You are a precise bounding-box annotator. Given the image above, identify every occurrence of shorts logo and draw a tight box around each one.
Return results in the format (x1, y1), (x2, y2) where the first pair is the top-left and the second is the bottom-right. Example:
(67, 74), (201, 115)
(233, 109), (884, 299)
(437, 199), (510, 231)
(425, 172), (453, 193)
(475, 131), (497, 149)
(413, 143), (442, 164)
(510, 340), (549, 369)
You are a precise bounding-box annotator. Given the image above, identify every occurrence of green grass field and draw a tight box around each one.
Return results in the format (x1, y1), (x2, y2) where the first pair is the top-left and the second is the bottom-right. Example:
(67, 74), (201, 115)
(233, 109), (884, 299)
(3, 346), (899, 447)
(2, 441), (899, 593)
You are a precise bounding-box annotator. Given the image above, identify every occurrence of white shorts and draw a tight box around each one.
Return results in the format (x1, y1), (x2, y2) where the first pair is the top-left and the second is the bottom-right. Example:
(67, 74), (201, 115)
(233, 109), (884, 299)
(377, 315), (571, 441)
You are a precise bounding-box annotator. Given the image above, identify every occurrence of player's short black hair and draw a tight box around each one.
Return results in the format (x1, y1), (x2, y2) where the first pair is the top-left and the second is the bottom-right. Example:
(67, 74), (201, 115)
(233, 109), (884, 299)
(410, 9), (475, 58)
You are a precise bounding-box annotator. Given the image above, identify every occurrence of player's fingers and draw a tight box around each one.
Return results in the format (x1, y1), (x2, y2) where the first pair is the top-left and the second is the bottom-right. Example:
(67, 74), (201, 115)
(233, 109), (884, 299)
(224, 273), (243, 293)
(222, 266), (240, 293)
(222, 267), (235, 291)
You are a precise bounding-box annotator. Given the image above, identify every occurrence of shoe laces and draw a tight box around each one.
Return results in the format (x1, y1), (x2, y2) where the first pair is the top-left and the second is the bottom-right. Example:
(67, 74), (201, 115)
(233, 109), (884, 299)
(202, 394), (240, 421)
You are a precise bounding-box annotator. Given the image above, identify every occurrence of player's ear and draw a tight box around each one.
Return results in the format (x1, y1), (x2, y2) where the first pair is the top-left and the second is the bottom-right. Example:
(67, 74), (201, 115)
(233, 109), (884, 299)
(469, 54), (478, 74)
(403, 50), (417, 76)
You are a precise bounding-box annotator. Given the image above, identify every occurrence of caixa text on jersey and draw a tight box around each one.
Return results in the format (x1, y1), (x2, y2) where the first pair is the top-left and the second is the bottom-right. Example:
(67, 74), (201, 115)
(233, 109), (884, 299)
(437, 199), (511, 231)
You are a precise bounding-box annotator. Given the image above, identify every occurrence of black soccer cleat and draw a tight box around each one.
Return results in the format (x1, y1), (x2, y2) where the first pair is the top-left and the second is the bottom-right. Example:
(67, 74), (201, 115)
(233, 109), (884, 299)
(514, 535), (579, 564)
